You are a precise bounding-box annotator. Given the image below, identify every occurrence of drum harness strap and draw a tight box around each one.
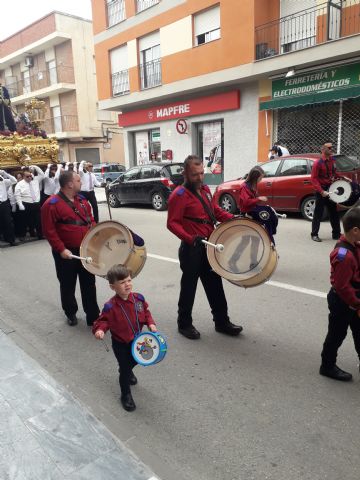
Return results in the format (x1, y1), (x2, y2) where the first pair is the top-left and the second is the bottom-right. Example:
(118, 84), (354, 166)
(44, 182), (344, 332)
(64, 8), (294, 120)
(56, 191), (92, 227)
(118, 293), (140, 337)
(184, 185), (218, 228)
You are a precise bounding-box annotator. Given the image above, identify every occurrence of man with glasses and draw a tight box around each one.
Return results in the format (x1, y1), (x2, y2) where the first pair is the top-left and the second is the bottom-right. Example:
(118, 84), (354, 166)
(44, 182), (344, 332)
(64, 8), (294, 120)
(15, 165), (44, 240)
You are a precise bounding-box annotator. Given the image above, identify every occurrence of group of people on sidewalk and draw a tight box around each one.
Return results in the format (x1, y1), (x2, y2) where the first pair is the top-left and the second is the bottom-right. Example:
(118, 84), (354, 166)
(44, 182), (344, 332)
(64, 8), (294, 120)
(0, 160), (100, 246)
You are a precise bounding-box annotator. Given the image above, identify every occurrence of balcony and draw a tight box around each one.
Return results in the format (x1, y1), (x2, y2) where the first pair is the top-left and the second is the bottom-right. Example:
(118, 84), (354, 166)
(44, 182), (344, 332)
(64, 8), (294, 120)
(140, 59), (162, 90)
(255, 0), (360, 60)
(5, 66), (75, 103)
(136, 0), (159, 14)
(107, 0), (126, 27)
(111, 69), (130, 96)
(43, 115), (79, 136)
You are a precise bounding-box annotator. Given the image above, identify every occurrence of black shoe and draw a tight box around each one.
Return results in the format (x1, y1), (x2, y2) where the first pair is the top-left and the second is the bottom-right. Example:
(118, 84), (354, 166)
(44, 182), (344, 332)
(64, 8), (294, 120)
(311, 235), (322, 242)
(66, 314), (78, 326)
(121, 392), (136, 412)
(215, 321), (243, 336)
(178, 325), (201, 339)
(129, 372), (138, 386)
(319, 364), (352, 381)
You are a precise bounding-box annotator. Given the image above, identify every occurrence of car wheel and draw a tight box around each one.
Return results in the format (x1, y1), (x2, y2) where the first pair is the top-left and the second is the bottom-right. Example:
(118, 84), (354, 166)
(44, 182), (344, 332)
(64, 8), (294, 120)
(219, 193), (237, 213)
(300, 196), (328, 221)
(151, 192), (167, 211)
(108, 192), (120, 208)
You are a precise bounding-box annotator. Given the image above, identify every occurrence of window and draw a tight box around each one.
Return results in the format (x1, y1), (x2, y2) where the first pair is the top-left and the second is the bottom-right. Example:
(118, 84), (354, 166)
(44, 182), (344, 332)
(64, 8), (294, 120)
(48, 60), (57, 85)
(262, 160), (281, 177)
(194, 5), (221, 46)
(107, 0), (126, 27)
(140, 166), (157, 179)
(279, 158), (308, 176)
(136, 0), (159, 13)
(52, 106), (62, 132)
(110, 45), (129, 96)
(139, 32), (161, 89)
(23, 70), (31, 94)
(197, 121), (224, 179)
(123, 167), (140, 181)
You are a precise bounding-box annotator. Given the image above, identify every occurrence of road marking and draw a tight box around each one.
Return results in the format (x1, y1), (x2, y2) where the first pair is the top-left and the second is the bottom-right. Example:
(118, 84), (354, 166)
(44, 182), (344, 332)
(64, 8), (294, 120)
(147, 253), (327, 298)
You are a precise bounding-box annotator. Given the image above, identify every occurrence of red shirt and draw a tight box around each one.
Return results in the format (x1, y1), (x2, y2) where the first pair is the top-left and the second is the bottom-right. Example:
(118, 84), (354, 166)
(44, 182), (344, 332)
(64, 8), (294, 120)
(330, 236), (360, 309)
(236, 182), (260, 213)
(41, 193), (95, 253)
(311, 155), (340, 193)
(92, 293), (156, 344)
(167, 184), (233, 244)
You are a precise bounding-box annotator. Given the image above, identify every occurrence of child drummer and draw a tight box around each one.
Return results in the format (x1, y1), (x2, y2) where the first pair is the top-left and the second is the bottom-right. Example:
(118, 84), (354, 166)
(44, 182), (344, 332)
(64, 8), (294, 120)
(93, 264), (157, 412)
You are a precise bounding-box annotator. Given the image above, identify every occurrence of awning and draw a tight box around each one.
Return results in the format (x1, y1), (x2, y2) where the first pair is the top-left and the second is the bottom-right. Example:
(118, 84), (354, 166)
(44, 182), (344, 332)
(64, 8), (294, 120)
(259, 85), (360, 111)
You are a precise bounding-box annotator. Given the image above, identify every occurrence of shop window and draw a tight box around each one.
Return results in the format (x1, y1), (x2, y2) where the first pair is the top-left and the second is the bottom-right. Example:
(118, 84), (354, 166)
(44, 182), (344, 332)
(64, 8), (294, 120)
(197, 120), (223, 183)
(194, 6), (221, 46)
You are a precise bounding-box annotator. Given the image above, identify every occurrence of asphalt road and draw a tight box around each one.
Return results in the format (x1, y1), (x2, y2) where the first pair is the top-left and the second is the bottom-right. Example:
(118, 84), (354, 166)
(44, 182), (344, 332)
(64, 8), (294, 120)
(1, 204), (359, 480)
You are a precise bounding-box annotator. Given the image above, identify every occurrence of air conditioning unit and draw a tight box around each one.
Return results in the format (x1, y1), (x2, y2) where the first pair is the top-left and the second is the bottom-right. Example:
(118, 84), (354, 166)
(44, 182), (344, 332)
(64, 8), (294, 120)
(24, 56), (34, 68)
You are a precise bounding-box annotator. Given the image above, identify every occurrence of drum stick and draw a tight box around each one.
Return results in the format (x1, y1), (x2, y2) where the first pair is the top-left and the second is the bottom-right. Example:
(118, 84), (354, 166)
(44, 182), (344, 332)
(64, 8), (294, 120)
(102, 338), (110, 352)
(276, 213), (287, 219)
(202, 239), (224, 252)
(70, 254), (93, 264)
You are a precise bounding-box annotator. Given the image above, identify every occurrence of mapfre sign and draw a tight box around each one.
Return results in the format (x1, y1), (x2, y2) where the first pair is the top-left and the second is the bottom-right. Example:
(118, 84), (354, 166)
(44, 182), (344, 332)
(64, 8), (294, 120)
(118, 91), (240, 127)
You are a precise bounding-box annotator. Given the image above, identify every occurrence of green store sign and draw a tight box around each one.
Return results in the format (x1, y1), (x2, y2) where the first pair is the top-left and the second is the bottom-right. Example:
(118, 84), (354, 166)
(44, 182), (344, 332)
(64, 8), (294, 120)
(272, 63), (360, 99)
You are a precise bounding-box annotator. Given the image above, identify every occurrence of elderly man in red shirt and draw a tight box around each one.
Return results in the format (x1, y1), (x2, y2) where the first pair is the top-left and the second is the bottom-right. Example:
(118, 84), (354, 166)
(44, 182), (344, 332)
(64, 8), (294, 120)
(311, 143), (344, 242)
(41, 170), (100, 327)
(167, 155), (242, 340)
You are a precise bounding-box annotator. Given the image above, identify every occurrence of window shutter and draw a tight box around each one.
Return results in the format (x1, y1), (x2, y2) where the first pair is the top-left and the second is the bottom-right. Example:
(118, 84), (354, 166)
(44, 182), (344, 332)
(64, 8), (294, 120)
(110, 45), (128, 74)
(194, 6), (220, 36)
(139, 31), (160, 52)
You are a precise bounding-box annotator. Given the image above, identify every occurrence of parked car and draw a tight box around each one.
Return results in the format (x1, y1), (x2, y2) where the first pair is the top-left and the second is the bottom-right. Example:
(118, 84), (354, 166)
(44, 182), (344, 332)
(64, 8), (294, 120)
(106, 162), (184, 211)
(93, 163), (126, 186)
(213, 154), (360, 221)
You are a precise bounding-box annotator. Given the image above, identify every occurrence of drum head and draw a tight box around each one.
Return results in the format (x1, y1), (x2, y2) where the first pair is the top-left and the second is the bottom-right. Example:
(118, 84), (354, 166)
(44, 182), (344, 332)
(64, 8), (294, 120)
(80, 221), (133, 276)
(207, 218), (273, 283)
(228, 246), (278, 288)
(328, 180), (352, 203)
(132, 332), (167, 366)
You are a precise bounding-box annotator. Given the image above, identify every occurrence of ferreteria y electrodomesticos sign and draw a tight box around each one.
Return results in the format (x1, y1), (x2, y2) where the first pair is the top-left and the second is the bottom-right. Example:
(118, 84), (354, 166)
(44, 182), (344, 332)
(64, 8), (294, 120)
(272, 63), (360, 99)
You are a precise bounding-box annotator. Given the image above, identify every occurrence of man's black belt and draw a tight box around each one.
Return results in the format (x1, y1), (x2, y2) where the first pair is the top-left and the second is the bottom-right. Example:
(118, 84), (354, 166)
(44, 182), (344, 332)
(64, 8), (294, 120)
(184, 216), (212, 225)
(57, 219), (88, 226)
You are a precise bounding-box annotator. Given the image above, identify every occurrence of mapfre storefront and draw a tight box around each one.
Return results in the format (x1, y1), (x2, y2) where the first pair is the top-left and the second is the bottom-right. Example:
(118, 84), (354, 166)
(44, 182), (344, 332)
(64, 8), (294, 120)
(260, 62), (360, 159)
(118, 90), (243, 185)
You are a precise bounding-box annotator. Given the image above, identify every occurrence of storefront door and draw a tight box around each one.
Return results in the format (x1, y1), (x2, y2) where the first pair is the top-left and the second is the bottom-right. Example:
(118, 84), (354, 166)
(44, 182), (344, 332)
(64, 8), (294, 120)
(197, 120), (224, 185)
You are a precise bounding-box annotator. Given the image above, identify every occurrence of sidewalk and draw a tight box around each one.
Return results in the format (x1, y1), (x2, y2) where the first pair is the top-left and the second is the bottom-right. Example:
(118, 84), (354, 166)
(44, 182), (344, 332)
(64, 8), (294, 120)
(0, 328), (160, 480)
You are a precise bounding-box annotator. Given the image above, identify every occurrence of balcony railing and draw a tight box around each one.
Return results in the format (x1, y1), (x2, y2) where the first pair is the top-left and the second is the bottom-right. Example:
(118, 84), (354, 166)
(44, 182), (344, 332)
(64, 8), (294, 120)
(140, 59), (162, 90)
(255, 0), (360, 60)
(43, 115), (79, 134)
(136, 0), (159, 13)
(107, 0), (126, 27)
(111, 69), (130, 96)
(5, 66), (75, 98)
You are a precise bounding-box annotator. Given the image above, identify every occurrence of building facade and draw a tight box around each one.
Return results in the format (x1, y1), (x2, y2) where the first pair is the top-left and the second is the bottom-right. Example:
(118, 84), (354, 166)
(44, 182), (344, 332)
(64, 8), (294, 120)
(0, 11), (124, 165)
(92, 0), (360, 184)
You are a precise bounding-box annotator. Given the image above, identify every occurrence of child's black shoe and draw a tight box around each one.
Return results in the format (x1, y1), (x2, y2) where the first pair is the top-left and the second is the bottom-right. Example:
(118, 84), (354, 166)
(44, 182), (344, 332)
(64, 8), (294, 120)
(129, 372), (138, 385)
(121, 392), (136, 412)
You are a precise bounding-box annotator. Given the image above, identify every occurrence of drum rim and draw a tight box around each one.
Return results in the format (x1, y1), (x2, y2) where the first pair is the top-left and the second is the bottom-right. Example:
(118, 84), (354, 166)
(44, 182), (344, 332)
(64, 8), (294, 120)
(207, 217), (273, 282)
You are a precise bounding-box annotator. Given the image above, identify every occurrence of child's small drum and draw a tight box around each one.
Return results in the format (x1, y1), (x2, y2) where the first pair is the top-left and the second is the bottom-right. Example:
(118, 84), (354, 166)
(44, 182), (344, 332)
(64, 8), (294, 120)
(131, 332), (167, 366)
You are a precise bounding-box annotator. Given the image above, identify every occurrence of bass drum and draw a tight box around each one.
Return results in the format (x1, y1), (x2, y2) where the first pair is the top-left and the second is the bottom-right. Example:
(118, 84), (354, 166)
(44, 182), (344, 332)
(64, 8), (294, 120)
(80, 220), (146, 278)
(206, 217), (278, 288)
(328, 179), (360, 208)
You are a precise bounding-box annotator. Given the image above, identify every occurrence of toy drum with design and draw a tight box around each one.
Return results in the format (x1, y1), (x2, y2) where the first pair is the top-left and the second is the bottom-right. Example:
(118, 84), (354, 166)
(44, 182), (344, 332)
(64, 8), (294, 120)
(80, 220), (147, 278)
(131, 332), (167, 366)
(206, 217), (278, 288)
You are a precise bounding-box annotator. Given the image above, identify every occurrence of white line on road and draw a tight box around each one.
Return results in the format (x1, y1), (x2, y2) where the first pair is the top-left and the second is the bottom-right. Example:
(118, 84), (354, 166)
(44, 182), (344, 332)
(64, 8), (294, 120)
(147, 253), (327, 299)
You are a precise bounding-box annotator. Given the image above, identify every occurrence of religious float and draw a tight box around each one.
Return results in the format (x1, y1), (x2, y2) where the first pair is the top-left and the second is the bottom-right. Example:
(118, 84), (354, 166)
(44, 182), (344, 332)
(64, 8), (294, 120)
(0, 89), (59, 171)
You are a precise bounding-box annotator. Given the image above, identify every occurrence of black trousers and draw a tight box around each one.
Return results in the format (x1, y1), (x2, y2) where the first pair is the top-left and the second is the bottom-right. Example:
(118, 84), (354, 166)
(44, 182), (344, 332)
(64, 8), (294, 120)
(80, 190), (98, 223)
(321, 289), (360, 367)
(18, 202), (42, 238)
(0, 200), (15, 244)
(178, 242), (229, 328)
(52, 247), (100, 323)
(112, 338), (137, 395)
(311, 192), (341, 238)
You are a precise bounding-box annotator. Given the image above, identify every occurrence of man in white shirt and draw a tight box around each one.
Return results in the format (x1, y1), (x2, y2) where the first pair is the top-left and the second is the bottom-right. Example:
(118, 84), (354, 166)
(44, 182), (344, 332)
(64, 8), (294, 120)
(79, 161), (101, 223)
(42, 163), (62, 203)
(0, 169), (16, 245)
(15, 165), (44, 240)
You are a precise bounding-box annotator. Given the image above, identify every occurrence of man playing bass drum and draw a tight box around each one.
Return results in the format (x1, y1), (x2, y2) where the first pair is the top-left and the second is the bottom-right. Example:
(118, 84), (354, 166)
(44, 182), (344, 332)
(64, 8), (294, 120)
(167, 155), (243, 340)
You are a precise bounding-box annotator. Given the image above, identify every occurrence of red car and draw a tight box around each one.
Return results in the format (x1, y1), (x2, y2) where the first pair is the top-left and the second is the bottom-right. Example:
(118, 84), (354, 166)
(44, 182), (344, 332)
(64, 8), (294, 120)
(213, 154), (360, 220)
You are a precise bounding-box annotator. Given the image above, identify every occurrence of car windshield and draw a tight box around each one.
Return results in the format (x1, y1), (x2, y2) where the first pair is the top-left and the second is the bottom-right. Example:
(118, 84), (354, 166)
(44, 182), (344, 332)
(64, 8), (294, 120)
(334, 155), (359, 171)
